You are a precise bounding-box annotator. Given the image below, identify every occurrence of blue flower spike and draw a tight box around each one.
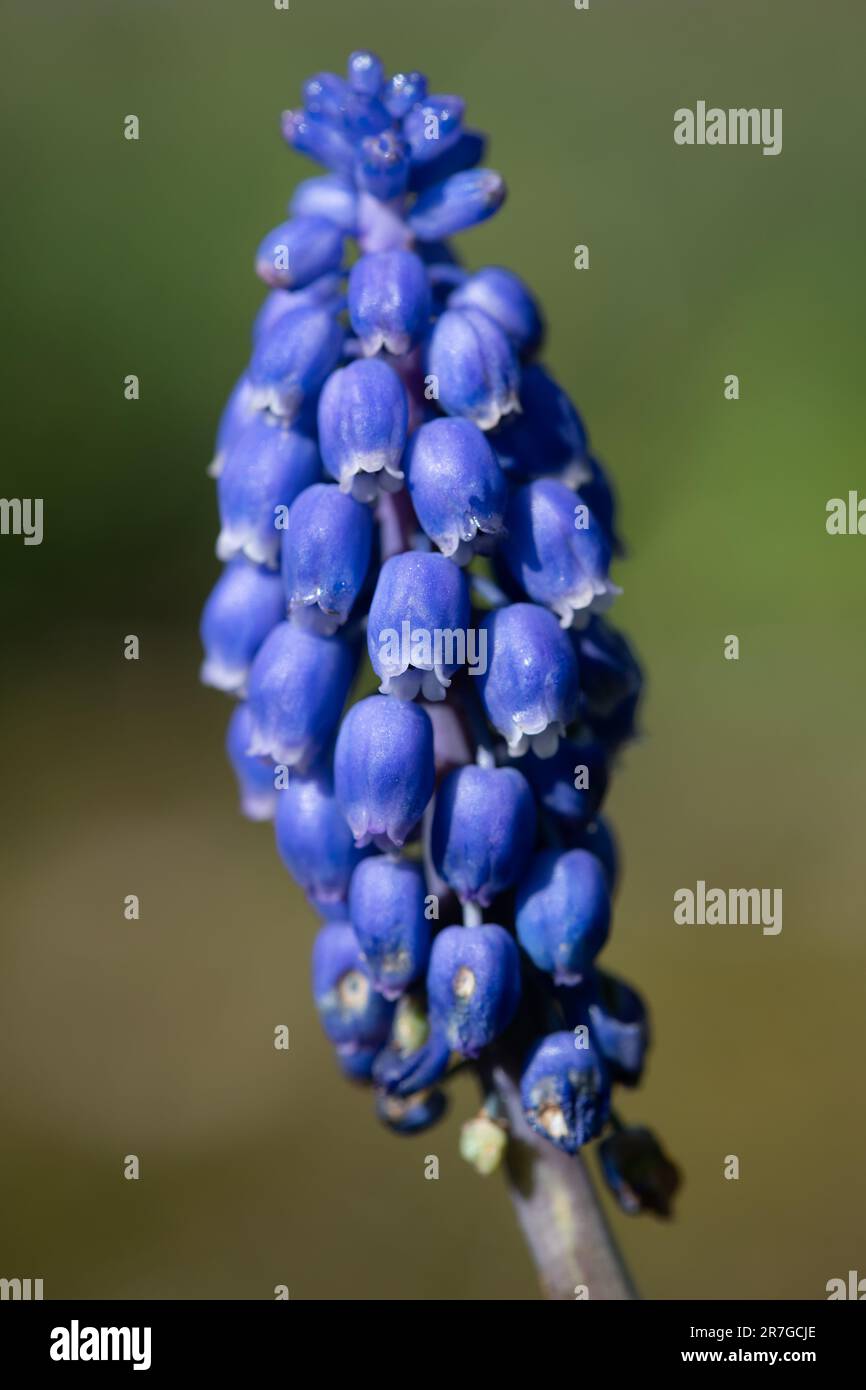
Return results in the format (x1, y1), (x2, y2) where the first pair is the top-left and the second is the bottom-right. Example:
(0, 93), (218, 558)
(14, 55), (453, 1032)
(202, 48), (674, 1211)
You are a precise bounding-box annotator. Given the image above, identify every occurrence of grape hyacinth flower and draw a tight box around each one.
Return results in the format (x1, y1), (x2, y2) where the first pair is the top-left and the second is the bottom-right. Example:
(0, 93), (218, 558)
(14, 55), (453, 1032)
(201, 48), (676, 1302)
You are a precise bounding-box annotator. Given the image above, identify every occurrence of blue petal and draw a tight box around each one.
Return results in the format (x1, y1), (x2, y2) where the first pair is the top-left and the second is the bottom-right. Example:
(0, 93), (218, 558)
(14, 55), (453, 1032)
(349, 855), (431, 997)
(317, 357), (409, 500)
(275, 767), (371, 914)
(248, 304), (344, 420)
(348, 249), (431, 356)
(431, 764), (537, 906)
(217, 413), (322, 567)
(255, 216), (344, 290)
(426, 307), (519, 430)
(516, 848), (610, 985)
(367, 551), (471, 700)
(200, 557), (285, 694)
(426, 924), (521, 1057)
(334, 695), (435, 850)
(246, 621), (358, 770)
(408, 168), (506, 240)
(478, 602), (580, 757)
(282, 482), (373, 634)
(404, 416), (507, 560)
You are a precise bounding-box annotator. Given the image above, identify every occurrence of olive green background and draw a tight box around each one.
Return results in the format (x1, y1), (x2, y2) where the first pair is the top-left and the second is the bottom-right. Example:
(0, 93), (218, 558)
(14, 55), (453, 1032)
(1, 0), (864, 1300)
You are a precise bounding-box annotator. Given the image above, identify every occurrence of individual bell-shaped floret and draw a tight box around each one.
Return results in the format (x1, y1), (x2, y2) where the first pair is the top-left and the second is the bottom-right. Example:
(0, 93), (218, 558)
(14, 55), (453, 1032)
(383, 70), (427, 119)
(348, 249), (431, 356)
(597, 1126), (680, 1217)
(275, 767), (371, 917)
(347, 49), (385, 96)
(565, 815), (620, 895)
(252, 276), (345, 344)
(407, 169), (506, 240)
(312, 921), (394, 1056)
(520, 1031), (611, 1154)
(200, 557), (285, 694)
(404, 417), (507, 562)
(502, 478), (619, 627)
(216, 413), (322, 568)
(448, 266), (543, 356)
(348, 855), (431, 999)
(376, 1087), (448, 1135)
(521, 737), (609, 828)
(431, 764), (537, 906)
(367, 551), (471, 701)
(209, 374), (258, 478)
(492, 365), (588, 481)
(427, 924), (521, 1057)
(281, 483), (373, 634)
(318, 357), (409, 500)
(225, 703), (278, 822)
(478, 602), (580, 758)
(334, 695), (435, 850)
(426, 307), (519, 429)
(573, 616), (642, 745)
(246, 621), (357, 771)
(557, 970), (650, 1087)
(515, 848), (611, 985)
(249, 304), (345, 419)
(254, 216), (344, 290)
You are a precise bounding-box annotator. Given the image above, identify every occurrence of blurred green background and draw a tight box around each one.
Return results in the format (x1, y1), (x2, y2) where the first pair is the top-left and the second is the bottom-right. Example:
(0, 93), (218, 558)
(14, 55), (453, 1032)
(1, 0), (864, 1300)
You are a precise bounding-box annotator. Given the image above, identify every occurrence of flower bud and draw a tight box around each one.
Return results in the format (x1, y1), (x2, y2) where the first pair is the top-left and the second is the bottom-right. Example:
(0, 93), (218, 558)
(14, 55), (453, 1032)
(432, 765), (537, 906)
(521, 737), (609, 827)
(275, 768), (371, 916)
(216, 414), (322, 568)
(252, 277), (344, 344)
(367, 551), (471, 701)
(427, 923), (521, 1057)
(404, 416), (507, 561)
(520, 1031), (610, 1153)
(376, 1088), (447, 1135)
(348, 249), (431, 356)
(246, 621), (357, 771)
(200, 557), (284, 694)
(383, 70), (427, 119)
(347, 49), (384, 97)
(348, 855), (431, 998)
(426, 307), (518, 430)
(209, 374), (258, 478)
(478, 602), (580, 757)
(255, 216), (344, 291)
(317, 357), (409, 500)
(558, 970), (650, 1087)
(282, 482), (373, 634)
(448, 266), (543, 356)
(598, 1126), (680, 1217)
(403, 95), (465, 163)
(312, 921), (394, 1053)
(226, 703), (278, 822)
(290, 173), (358, 234)
(281, 108), (356, 175)
(515, 848), (610, 985)
(354, 130), (410, 200)
(249, 304), (345, 420)
(334, 694), (435, 850)
(408, 168), (506, 240)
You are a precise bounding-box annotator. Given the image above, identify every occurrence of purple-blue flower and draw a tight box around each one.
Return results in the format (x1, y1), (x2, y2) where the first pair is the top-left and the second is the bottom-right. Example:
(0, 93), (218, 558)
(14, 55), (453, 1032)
(521, 737), (609, 827)
(281, 482), (373, 634)
(348, 249), (431, 356)
(246, 621), (357, 771)
(427, 306), (519, 429)
(502, 478), (620, 626)
(367, 551), (471, 700)
(408, 169), (506, 240)
(216, 413), (321, 568)
(225, 703), (277, 822)
(312, 921), (394, 1054)
(448, 266), (543, 356)
(427, 923), (521, 1057)
(515, 848), (611, 985)
(520, 1032), (611, 1154)
(431, 764), (537, 906)
(200, 557), (285, 694)
(478, 602), (580, 757)
(348, 854), (431, 998)
(317, 357), (408, 500)
(492, 365), (588, 481)
(255, 216), (344, 290)
(248, 304), (344, 420)
(334, 694), (435, 849)
(404, 416), (507, 562)
(275, 767), (370, 917)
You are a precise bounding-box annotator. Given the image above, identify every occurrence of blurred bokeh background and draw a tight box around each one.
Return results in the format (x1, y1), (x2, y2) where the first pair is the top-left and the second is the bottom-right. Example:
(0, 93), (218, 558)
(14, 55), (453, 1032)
(1, 0), (864, 1300)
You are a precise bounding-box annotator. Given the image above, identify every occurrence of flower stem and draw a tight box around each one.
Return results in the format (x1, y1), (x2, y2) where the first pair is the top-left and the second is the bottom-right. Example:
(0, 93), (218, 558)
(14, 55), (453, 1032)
(491, 1064), (637, 1301)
